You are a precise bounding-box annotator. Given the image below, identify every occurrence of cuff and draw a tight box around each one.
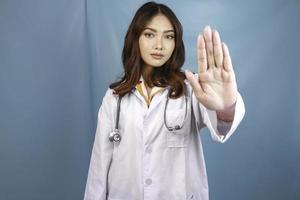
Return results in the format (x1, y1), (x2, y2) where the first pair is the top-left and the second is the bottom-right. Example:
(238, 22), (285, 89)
(200, 92), (245, 143)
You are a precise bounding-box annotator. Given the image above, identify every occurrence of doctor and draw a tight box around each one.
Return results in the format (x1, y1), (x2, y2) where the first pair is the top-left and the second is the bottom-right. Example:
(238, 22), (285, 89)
(84, 1), (245, 200)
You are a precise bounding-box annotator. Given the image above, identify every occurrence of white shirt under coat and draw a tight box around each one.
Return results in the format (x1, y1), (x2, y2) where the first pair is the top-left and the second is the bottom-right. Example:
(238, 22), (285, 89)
(84, 77), (245, 200)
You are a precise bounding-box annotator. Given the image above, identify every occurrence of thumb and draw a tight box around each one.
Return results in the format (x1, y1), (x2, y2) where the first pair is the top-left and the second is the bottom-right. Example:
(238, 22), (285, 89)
(185, 70), (205, 100)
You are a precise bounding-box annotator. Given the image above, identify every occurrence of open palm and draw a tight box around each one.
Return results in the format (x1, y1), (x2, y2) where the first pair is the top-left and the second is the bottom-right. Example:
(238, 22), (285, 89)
(186, 26), (237, 111)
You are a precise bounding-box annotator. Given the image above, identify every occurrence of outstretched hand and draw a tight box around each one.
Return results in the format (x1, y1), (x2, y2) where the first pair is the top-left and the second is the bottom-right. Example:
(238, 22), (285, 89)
(185, 26), (237, 113)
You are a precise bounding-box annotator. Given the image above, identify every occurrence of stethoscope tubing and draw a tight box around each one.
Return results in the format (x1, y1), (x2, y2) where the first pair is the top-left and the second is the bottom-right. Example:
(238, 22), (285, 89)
(109, 85), (188, 143)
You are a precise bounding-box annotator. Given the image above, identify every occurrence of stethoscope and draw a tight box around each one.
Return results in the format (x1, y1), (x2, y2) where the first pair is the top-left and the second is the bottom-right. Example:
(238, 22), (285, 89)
(109, 86), (188, 143)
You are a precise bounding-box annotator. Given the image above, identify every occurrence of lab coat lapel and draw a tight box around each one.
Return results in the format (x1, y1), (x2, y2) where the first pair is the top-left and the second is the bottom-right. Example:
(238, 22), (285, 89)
(131, 76), (149, 107)
(131, 75), (168, 112)
(131, 87), (168, 111)
(148, 88), (168, 114)
(132, 88), (149, 108)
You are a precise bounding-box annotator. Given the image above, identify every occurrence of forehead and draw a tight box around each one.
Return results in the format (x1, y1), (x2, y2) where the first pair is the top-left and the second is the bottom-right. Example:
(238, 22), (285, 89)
(145, 14), (174, 31)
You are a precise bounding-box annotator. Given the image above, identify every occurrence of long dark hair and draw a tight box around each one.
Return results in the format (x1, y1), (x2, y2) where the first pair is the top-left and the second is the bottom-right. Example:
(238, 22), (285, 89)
(109, 1), (186, 98)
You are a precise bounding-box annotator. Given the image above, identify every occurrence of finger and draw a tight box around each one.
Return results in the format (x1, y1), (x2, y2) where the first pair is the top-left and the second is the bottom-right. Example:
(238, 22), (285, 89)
(203, 25), (215, 68)
(185, 70), (205, 100)
(222, 42), (233, 72)
(197, 34), (207, 73)
(213, 30), (223, 68)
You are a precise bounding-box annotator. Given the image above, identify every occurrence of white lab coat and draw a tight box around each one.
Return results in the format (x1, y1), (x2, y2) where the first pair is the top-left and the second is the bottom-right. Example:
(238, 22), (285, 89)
(84, 78), (245, 200)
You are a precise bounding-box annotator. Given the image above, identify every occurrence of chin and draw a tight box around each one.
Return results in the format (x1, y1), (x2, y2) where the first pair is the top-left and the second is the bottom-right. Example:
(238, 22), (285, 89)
(148, 61), (166, 68)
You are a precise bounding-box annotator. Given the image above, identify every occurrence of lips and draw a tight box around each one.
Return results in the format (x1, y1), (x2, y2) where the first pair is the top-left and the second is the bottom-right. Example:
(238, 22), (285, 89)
(150, 53), (164, 59)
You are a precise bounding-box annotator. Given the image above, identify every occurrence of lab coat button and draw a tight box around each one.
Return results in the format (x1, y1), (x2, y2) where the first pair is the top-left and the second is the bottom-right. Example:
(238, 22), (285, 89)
(145, 178), (152, 185)
(143, 121), (148, 128)
(146, 146), (152, 153)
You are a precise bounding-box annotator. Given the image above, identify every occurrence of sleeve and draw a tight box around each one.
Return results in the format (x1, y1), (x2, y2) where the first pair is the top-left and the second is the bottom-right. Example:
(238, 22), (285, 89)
(192, 90), (245, 143)
(84, 89), (116, 200)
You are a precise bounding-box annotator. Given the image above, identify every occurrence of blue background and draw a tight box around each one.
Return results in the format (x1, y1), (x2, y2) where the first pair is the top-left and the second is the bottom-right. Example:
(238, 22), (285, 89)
(1, 0), (299, 199)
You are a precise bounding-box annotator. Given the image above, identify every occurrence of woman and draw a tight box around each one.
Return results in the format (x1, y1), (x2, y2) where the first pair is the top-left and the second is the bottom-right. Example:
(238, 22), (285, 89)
(84, 1), (245, 200)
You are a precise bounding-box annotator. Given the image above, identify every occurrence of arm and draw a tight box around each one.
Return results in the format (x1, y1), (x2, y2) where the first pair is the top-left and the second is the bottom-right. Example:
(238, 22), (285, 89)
(84, 89), (115, 200)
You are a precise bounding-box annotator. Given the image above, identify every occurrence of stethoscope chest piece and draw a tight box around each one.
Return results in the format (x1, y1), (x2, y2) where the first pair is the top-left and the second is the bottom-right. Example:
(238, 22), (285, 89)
(109, 129), (121, 143)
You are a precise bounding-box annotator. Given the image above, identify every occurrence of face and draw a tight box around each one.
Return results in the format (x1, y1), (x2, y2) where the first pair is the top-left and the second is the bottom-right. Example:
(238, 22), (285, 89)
(139, 14), (175, 68)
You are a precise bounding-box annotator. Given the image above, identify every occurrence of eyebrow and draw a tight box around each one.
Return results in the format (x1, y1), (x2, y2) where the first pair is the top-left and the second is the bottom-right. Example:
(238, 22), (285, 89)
(144, 27), (174, 33)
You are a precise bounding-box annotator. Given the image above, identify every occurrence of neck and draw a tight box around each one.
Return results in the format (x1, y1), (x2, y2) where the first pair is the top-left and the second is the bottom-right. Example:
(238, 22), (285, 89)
(142, 64), (154, 88)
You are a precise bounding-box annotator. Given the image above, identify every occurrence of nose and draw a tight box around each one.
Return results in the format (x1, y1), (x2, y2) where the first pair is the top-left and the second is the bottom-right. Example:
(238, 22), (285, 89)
(155, 45), (163, 50)
(154, 37), (164, 50)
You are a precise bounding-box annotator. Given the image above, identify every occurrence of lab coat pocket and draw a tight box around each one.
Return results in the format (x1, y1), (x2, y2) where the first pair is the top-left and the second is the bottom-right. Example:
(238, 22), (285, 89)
(167, 131), (189, 147)
(165, 108), (190, 148)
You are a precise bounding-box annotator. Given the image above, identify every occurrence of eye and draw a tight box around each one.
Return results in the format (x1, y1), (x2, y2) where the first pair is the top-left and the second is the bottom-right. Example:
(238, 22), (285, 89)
(144, 32), (154, 38)
(166, 35), (175, 40)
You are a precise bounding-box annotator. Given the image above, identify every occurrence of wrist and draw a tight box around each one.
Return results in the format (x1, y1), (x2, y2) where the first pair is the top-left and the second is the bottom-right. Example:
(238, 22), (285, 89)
(216, 101), (236, 122)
